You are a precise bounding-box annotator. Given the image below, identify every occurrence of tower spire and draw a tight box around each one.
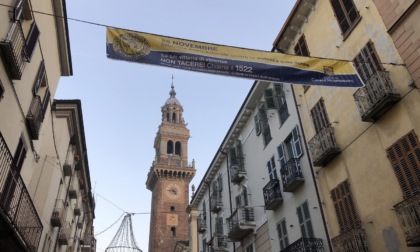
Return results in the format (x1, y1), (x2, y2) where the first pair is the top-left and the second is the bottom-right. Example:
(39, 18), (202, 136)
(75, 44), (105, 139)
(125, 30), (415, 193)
(170, 75), (176, 98)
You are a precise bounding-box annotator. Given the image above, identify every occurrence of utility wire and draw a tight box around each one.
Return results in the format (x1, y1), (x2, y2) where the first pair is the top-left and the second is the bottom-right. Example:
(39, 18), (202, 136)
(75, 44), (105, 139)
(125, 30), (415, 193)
(0, 3), (406, 66)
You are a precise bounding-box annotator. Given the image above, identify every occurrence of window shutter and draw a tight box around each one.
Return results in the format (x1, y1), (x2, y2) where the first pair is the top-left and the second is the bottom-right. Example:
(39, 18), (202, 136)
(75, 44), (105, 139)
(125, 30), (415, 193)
(236, 140), (244, 170)
(264, 89), (276, 109)
(242, 187), (249, 206)
(267, 160), (273, 180)
(254, 114), (261, 135)
(331, 180), (360, 232)
(41, 88), (50, 119)
(217, 175), (223, 192)
(271, 156), (278, 180)
(386, 130), (420, 198)
(32, 61), (45, 95)
(216, 217), (224, 235)
(235, 195), (242, 208)
(277, 219), (289, 249)
(297, 201), (314, 238)
(311, 98), (330, 133)
(292, 125), (303, 158)
(25, 21), (40, 61)
(274, 84), (285, 110)
(277, 143), (286, 168)
(229, 147), (238, 166)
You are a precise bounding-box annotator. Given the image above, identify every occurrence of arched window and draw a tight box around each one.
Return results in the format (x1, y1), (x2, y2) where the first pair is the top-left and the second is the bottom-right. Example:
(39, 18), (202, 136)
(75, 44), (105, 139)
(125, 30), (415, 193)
(171, 227), (176, 237)
(167, 140), (174, 154)
(166, 112), (170, 122)
(175, 141), (181, 155)
(172, 112), (177, 123)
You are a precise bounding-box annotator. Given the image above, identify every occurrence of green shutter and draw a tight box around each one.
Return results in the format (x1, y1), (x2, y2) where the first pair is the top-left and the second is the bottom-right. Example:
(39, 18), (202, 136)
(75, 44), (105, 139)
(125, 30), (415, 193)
(292, 125), (303, 158)
(264, 88), (276, 109)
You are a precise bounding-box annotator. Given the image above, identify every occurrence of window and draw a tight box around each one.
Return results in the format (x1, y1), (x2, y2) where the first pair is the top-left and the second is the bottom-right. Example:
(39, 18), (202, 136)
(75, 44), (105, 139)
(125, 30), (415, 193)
(170, 227), (176, 237)
(264, 84), (289, 125)
(25, 21), (40, 61)
(331, 180), (360, 232)
(354, 41), (382, 83)
(294, 35), (311, 92)
(267, 156), (278, 180)
(311, 98), (330, 133)
(277, 218), (289, 250)
(254, 101), (271, 146)
(277, 125), (303, 165)
(0, 79), (4, 101)
(217, 175), (223, 192)
(296, 201), (314, 238)
(215, 217), (224, 235)
(175, 141), (181, 155)
(235, 187), (249, 207)
(229, 140), (245, 171)
(170, 206), (175, 212)
(167, 140), (173, 154)
(202, 201), (207, 220)
(330, 0), (360, 37)
(386, 130), (420, 199)
(14, 136), (27, 172)
(245, 244), (254, 252)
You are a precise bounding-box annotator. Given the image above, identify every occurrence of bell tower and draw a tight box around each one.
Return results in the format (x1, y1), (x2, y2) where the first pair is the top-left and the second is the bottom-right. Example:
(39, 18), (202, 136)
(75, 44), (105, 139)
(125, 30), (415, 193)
(146, 82), (195, 252)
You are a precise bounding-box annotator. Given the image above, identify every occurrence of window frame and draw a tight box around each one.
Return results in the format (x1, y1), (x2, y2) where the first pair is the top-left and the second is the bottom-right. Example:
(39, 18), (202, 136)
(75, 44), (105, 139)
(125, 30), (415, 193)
(331, 180), (361, 233)
(277, 218), (289, 250)
(353, 40), (383, 84)
(296, 201), (314, 238)
(267, 156), (278, 180)
(330, 0), (361, 39)
(311, 98), (330, 133)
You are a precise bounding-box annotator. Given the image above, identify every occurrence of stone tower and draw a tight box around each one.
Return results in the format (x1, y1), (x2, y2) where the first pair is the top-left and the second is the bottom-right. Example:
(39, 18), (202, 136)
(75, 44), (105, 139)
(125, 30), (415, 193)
(146, 83), (195, 252)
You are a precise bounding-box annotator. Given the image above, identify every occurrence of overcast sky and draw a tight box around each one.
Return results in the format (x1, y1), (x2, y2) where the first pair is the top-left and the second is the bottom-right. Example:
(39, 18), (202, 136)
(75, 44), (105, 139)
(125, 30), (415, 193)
(55, 1), (296, 251)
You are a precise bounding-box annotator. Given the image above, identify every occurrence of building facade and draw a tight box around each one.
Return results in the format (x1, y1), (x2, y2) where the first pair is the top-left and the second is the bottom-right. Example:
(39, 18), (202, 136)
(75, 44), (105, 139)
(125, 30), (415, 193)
(146, 84), (196, 252)
(189, 80), (330, 252)
(0, 0), (96, 251)
(274, 0), (420, 251)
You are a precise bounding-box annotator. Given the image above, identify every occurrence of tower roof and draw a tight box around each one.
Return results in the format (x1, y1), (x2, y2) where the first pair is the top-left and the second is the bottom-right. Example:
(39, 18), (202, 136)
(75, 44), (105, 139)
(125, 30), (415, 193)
(165, 83), (181, 105)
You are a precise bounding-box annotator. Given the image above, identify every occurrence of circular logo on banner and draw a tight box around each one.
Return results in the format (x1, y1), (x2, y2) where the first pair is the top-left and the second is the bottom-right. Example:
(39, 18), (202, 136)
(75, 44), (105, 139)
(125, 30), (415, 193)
(112, 32), (151, 59)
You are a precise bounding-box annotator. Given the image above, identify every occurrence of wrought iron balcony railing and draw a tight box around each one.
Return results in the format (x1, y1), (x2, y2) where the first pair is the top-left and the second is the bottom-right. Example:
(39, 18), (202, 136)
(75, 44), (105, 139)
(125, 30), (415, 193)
(308, 127), (341, 166)
(226, 207), (255, 241)
(58, 222), (71, 245)
(0, 22), (26, 79)
(210, 191), (223, 213)
(331, 227), (369, 252)
(51, 199), (65, 228)
(213, 234), (228, 251)
(230, 163), (246, 184)
(80, 234), (95, 246)
(26, 96), (42, 140)
(280, 158), (304, 192)
(263, 179), (283, 210)
(281, 237), (324, 252)
(0, 133), (43, 252)
(394, 192), (420, 247)
(198, 214), (207, 233)
(353, 71), (400, 122)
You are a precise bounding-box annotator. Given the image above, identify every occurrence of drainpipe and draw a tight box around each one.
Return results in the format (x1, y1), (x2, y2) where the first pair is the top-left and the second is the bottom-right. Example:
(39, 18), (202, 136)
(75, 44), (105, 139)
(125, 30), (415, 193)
(205, 182), (213, 250)
(219, 150), (235, 252)
(291, 85), (333, 252)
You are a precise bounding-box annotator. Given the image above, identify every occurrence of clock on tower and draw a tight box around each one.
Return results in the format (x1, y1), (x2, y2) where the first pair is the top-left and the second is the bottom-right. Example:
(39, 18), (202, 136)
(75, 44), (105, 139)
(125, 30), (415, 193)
(145, 82), (196, 252)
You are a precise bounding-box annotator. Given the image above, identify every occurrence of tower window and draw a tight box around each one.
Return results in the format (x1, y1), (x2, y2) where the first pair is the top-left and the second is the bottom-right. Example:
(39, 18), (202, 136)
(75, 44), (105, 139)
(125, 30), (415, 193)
(167, 140), (174, 154)
(170, 206), (175, 212)
(166, 112), (170, 122)
(171, 227), (176, 237)
(175, 141), (181, 156)
(172, 112), (177, 123)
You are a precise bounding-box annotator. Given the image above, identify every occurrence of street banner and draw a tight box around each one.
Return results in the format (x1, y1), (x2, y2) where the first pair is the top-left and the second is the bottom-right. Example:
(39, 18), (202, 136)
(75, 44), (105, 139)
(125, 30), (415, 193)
(106, 27), (364, 87)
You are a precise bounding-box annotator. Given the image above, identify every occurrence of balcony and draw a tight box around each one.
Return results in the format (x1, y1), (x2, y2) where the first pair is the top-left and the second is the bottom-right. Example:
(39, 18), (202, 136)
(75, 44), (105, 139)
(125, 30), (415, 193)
(63, 163), (72, 176)
(308, 127), (341, 166)
(68, 185), (77, 199)
(0, 22), (26, 80)
(282, 237), (324, 252)
(210, 192), (223, 213)
(26, 96), (42, 140)
(80, 234), (95, 247)
(77, 221), (84, 229)
(230, 164), (246, 184)
(263, 179), (283, 210)
(74, 202), (81, 216)
(331, 227), (369, 252)
(58, 222), (71, 245)
(198, 214), (207, 233)
(51, 199), (65, 227)
(394, 193), (420, 246)
(212, 234), (228, 251)
(353, 71), (400, 122)
(226, 207), (255, 241)
(281, 158), (304, 192)
(0, 133), (43, 252)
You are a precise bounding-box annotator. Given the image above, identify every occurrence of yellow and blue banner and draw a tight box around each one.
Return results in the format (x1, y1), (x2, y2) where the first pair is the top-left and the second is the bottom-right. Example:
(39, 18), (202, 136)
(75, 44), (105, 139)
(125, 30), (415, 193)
(106, 27), (364, 87)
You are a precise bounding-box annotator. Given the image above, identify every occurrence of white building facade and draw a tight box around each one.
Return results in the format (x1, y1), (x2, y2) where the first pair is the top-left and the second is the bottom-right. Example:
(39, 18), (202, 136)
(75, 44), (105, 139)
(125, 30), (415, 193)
(189, 81), (330, 252)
